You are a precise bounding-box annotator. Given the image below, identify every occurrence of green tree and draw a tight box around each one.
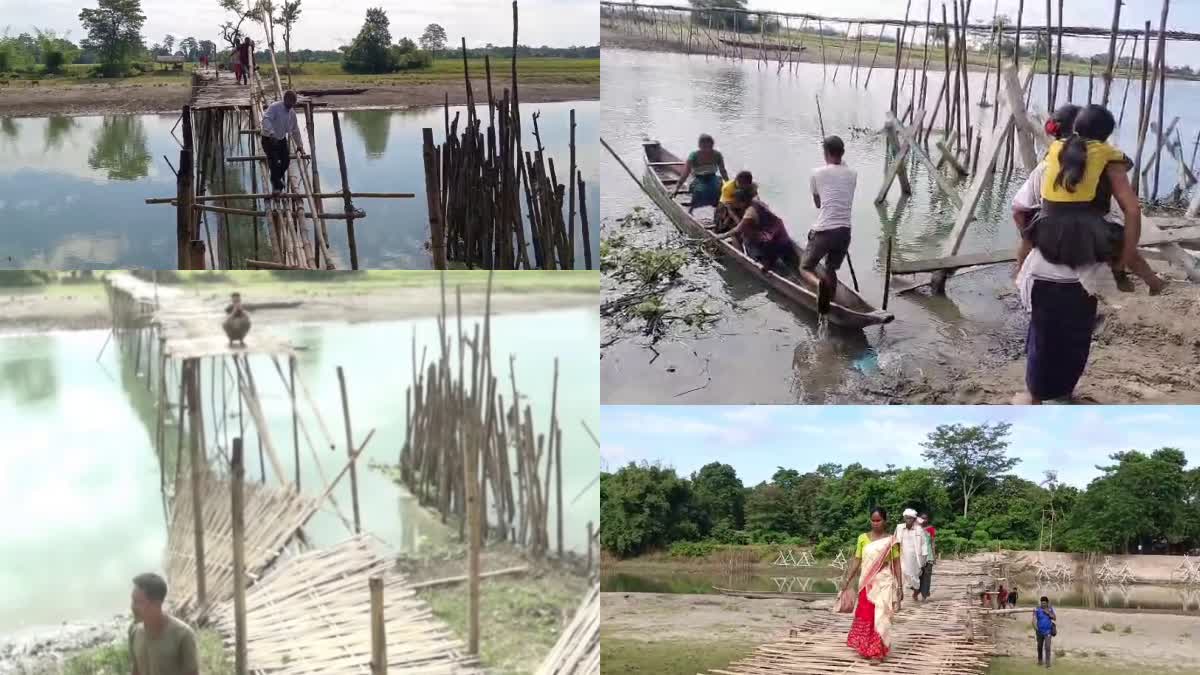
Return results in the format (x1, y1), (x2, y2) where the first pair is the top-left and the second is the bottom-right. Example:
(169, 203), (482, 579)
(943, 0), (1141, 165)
(600, 464), (699, 556)
(179, 37), (198, 60)
(419, 23), (447, 57)
(921, 422), (1019, 517)
(276, 0), (302, 87)
(690, 462), (745, 535)
(198, 40), (217, 59)
(162, 33), (175, 54)
(78, 0), (146, 76)
(343, 7), (394, 74)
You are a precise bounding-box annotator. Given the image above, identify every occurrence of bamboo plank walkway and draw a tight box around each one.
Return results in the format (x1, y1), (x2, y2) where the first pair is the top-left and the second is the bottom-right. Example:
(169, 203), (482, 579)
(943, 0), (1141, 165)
(106, 272), (295, 359)
(168, 472), (317, 619)
(536, 583), (599, 675)
(707, 559), (995, 675)
(209, 534), (482, 674)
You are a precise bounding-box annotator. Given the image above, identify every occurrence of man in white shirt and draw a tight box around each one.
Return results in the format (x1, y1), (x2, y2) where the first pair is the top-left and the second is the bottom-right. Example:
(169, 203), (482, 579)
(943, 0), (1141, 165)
(803, 136), (857, 312)
(895, 508), (927, 603)
(260, 90), (307, 195)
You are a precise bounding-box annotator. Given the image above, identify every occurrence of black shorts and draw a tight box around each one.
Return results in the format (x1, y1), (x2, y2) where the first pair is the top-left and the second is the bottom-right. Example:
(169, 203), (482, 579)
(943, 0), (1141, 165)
(801, 227), (851, 271)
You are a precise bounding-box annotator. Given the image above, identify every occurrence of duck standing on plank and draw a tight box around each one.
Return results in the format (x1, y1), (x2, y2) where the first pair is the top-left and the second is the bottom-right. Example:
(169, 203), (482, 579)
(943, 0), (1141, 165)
(223, 292), (251, 347)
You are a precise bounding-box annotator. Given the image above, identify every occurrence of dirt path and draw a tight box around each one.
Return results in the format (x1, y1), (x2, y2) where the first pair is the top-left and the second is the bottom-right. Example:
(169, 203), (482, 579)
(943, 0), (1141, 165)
(992, 607), (1200, 671)
(0, 81), (597, 118)
(881, 283), (1200, 404)
(0, 286), (594, 334)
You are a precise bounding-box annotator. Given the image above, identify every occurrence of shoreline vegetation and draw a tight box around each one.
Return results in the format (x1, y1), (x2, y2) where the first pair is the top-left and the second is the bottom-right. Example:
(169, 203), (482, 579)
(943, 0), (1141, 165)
(0, 57), (599, 117)
(0, 271), (598, 334)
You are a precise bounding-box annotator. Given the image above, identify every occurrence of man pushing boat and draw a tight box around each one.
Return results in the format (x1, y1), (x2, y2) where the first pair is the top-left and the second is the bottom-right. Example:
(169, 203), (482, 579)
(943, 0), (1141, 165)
(801, 135), (857, 313)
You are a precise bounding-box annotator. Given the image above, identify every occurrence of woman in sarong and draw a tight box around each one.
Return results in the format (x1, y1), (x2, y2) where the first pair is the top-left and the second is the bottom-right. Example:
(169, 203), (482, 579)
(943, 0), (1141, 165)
(672, 133), (729, 213)
(837, 506), (902, 661)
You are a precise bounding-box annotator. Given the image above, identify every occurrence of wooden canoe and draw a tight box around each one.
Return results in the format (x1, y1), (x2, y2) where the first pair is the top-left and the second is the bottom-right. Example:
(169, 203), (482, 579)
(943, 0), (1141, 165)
(712, 586), (837, 601)
(641, 141), (894, 329)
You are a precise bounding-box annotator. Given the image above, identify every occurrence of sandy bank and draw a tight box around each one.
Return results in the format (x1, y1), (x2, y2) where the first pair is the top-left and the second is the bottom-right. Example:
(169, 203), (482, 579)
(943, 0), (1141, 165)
(602, 592), (813, 643)
(0, 81), (597, 118)
(0, 616), (127, 675)
(0, 285), (595, 334)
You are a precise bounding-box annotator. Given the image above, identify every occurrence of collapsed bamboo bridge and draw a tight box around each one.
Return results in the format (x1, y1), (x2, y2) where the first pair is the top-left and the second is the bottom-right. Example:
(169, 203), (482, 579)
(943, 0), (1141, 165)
(102, 270), (597, 673)
(603, 0), (1200, 297)
(708, 558), (999, 675)
(147, 0), (592, 271)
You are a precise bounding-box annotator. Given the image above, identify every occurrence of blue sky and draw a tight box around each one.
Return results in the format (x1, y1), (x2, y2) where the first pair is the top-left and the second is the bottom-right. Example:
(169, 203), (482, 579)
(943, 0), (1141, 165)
(750, 0), (1200, 69)
(601, 405), (1200, 488)
(0, 0), (598, 51)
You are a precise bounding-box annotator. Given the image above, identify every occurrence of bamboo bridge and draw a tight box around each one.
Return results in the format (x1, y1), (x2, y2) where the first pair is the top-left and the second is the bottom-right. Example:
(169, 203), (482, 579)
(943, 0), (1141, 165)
(707, 559), (999, 675)
(102, 271), (596, 673)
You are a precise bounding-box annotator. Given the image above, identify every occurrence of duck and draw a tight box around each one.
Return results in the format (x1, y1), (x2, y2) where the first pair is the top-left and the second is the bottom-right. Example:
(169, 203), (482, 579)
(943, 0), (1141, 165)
(223, 292), (251, 347)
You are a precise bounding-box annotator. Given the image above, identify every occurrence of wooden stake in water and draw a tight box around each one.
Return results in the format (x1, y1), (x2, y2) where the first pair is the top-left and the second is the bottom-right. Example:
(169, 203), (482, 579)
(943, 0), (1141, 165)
(815, 94), (827, 139)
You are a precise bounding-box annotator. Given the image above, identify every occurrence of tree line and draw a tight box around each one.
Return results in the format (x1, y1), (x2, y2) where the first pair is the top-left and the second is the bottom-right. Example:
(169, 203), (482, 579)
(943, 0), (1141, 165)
(600, 423), (1200, 558)
(1, 0), (595, 78)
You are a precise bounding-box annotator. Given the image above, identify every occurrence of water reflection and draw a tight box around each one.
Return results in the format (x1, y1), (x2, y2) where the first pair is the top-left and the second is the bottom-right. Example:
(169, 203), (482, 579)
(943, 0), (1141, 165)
(88, 116), (152, 181)
(44, 116), (76, 153)
(0, 340), (58, 406)
(345, 109), (392, 159)
(0, 117), (18, 140)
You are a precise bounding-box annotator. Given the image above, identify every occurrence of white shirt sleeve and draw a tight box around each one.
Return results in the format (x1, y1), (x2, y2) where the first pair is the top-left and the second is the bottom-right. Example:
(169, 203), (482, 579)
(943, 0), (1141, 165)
(289, 110), (304, 149)
(810, 172), (819, 197)
(1012, 162), (1045, 211)
(260, 105), (277, 138)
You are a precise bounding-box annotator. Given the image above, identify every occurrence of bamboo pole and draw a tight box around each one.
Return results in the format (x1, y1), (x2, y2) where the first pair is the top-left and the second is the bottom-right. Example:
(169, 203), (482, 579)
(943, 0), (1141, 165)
(185, 359), (207, 610)
(177, 106), (195, 269)
(941, 3), (952, 139)
(1101, 0), (1123, 106)
(463, 360), (481, 657)
(1044, 0), (1053, 111)
(1133, 20), (1152, 196)
(231, 437), (248, 675)
(421, 129), (447, 270)
(578, 171), (592, 270)
(863, 26), (885, 88)
(1053, 0), (1065, 107)
(336, 366), (361, 534)
(891, 27), (904, 114)
(303, 102), (327, 268)
(1153, 0), (1171, 201)
(330, 112), (359, 270)
(369, 575), (386, 675)
(1118, 34), (1139, 126)
(290, 355), (299, 490)
(567, 109), (577, 266)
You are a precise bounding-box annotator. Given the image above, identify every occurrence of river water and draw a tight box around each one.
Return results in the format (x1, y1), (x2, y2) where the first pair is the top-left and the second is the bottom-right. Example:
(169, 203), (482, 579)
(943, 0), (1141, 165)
(0, 102), (599, 269)
(0, 308), (599, 633)
(600, 48), (1200, 403)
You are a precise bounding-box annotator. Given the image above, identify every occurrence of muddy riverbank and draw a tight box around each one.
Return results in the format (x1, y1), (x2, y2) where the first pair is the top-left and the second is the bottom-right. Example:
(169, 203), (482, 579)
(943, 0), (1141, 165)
(0, 616), (128, 675)
(0, 81), (598, 118)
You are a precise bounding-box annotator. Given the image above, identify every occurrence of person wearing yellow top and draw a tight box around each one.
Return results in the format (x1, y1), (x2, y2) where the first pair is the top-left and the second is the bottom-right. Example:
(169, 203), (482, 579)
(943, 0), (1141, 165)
(713, 170), (755, 232)
(838, 507), (902, 662)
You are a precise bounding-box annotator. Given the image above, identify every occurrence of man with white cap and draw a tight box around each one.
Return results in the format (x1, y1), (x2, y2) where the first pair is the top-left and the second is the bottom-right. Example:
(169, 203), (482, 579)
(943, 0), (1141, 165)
(895, 508), (927, 603)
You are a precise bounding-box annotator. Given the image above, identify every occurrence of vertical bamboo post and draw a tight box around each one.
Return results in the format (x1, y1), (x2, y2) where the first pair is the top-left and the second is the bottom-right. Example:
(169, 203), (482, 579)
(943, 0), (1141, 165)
(586, 521), (594, 572)
(463, 388), (481, 655)
(337, 366), (361, 533)
(1053, 0), (1065, 107)
(1087, 60), (1095, 103)
(1044, 0), (1053, 110)
(370, 576), (386, 674)
(231, 437), (248, 675)
(178, 106), (195, 269)
(1152, 1), (1171, 201)
(578, 171), (592, 270)
(891, 27), (904, 115)
(567, 109), (576, 267)
(422, 129), (447, 270)
(1101, 0), (1123, 106)
(1067, 71), (1075, 101)
(304, 102), (327, 268)
(882, 235), (894, 311)
(290, 355), (299, 489)
(185, 359), (207, 609)
(1119, 34), (1139, 126)
(941, 4), (952, 138)
(864, 26), (885, 89)
(551, 357), (562, 559)
(330, 111), (359, 270)
(1014, 0), (1025, 66)
(1133, 20), (1151, 196)
(956, 0), (972, 151)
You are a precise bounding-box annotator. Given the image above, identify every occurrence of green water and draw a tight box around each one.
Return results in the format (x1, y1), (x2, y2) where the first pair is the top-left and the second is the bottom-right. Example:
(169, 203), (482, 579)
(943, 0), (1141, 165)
(0, 102), (599, 269)
(0, 308), (599, 633)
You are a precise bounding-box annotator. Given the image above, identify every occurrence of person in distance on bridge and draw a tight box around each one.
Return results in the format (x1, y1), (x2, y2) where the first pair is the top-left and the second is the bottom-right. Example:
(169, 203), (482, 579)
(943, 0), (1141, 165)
(260, 91), (309, 197)
(224, 292), (251, 347)
(238, 37), (255, 85)
(917, 512), (935, 601)
(895, 508), (927, 604)
(128, 573), (199, 675)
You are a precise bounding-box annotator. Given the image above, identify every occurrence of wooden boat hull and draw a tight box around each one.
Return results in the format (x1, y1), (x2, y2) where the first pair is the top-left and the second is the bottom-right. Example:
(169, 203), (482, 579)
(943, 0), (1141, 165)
(641, 141), (894, 329)
(712, 586), (836, 601)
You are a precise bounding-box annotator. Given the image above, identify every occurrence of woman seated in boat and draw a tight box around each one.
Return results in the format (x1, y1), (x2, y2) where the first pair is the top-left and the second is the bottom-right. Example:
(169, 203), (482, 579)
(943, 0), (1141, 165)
(713, 170), (756, 232)
(671, 133), (729, 213)
(716, 185), (798, 273)
(1014, 104), (1154, 404)
(1012, 104), (1164, 294)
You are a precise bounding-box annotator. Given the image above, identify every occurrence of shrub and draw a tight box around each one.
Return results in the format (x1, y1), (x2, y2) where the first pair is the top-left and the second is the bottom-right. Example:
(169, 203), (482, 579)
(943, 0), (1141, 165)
(44, 50), (66, 74)
(668, 540), (717, 557)
(1101, 622), (1115, 632)
(1121, 625), (1132, 634)
(0, 47), (11, 73)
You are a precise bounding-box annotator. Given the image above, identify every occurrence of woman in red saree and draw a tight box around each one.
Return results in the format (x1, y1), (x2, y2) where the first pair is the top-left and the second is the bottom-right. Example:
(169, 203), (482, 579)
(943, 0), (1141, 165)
(837, 506), (902, 660)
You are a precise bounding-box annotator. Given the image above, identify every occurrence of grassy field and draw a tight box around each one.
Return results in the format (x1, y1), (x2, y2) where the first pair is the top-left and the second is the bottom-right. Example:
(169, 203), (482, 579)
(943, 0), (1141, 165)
(1, 57), (599, 88)
(37, 627), (233, 675)
(602, 636), (756, 675)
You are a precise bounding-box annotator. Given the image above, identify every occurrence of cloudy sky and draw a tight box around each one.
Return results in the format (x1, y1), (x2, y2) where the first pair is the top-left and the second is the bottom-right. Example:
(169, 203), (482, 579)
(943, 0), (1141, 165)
(602, 405), (1199, 489)
(0, 0), (598, 51)
(747, 0), (1200, 69)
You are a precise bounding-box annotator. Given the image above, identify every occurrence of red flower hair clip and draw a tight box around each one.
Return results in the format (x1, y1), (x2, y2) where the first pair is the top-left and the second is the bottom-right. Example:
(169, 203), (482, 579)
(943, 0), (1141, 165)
(1045, 119), (1061, 136)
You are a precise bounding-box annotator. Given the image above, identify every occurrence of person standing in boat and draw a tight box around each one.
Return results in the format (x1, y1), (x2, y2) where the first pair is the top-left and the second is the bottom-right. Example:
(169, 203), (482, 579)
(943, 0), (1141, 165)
(714, 170), (756, 232)
(716, 185), (799, 273)
(672, 134), (729, 213)
(1014, 104), (1153, 404)
(802, 136), (857, 311)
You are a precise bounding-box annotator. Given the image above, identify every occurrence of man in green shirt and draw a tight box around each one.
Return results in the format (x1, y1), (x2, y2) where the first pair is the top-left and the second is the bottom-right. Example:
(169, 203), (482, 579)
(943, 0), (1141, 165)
(129, 573), (200, 675)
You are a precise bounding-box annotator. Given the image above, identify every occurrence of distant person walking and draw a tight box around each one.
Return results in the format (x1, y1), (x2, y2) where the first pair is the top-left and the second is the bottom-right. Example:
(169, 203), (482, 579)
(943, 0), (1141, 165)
(238, 37), (255, 85)
(837, 506), (901, 661)
(895, 508), (927, 603)
(260, 90), (307, 195)
(1034, 596), (1057, 668)
(231, 48), (242, 84)
(129, 572), (199, 675)
(917, 512), (935, 601)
